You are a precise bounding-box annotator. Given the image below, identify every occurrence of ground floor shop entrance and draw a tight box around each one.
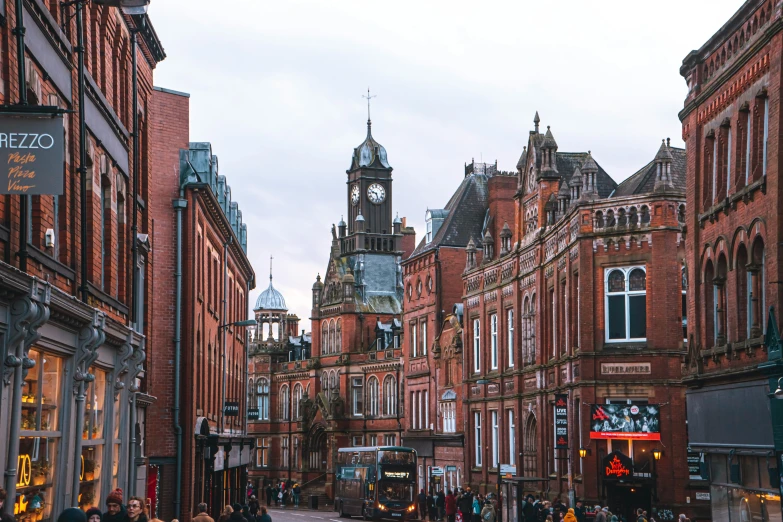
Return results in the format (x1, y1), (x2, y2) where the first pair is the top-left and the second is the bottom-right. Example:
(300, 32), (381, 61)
(605, 483), (651, 521)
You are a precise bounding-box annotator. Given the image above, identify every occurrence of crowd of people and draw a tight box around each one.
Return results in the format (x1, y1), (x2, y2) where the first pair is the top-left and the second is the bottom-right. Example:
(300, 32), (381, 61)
(416, 488), (497, 522)
(0, 487), (273, 522)
(262, 482), (302, 508)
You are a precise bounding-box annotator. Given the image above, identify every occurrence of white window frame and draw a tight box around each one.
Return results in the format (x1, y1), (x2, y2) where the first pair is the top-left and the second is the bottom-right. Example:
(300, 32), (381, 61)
(425, 390), (430, 429)
(258, 378), (269, 420)
(604, 266), (647, 342)
(491, 410), (499, 468)
(282, 436), (290, 467)
(474, 412), (482, 467)
(383, 375), (397, 416)
(369, 434), (378, 446)
(293, 383), (303, 419)
(257, 437), (269, 467)
(352, 377), (363, 417)
(490, 314), (498, 370)
(421, 320), (428, 356)
(507, 308), (514, 367)
(352, 435), (364, 447)
(367, 377), (379, 417)
(411, 321), (418, 358)
(473, 318), (481, 373)
(426, 219), (433, 243)
(443, 402), (456, 433)
(712, 137), (718, 202)
(384, 434), (396, 446)
(508, 410), (516, 466)
(281, 384), (290, 421)
(411, 391), (416, 429)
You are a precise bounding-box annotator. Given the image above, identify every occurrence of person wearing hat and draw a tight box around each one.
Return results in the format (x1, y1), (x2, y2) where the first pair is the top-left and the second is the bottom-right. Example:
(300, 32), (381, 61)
(103, 489), (129, 522)
(480, 500), (496, 522)
(58, 508), (88, 522)
(86, 508), (103, 522)
(563, 509), (577, 522)
(230, 504), (247, 522)
(594, 507), (606, 522)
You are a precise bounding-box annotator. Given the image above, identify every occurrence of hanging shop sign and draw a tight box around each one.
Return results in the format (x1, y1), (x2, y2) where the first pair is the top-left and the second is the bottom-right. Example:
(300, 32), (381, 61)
(223, 401), (239, 417)
(247, 408), (259, 421)
(0, 113), (64, 195)
(590, 403), (660, 440)
(554, 394), (569, 449)
(602, 451), (633, 479)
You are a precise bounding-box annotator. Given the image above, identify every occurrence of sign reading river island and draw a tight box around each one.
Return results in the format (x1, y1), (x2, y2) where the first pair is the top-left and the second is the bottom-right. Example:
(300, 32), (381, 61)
(0, 114), (64, 195)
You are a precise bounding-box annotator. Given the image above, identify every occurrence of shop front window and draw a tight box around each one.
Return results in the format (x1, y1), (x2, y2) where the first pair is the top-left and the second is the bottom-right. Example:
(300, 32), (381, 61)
(708, 454), (781, 522)
(80, 369), (107, 510)
(17, 349), (63, 522)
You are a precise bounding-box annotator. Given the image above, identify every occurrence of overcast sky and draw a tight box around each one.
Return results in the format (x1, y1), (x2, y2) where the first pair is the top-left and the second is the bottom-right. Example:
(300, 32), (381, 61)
(149, 0), (741, 324)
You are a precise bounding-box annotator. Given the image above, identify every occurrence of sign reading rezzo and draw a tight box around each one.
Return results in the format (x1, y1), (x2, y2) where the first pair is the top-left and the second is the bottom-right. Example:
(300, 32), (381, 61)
(601, 363), (651, 375)
(554, 394), (569, 449)
(0, 114), (64, 195)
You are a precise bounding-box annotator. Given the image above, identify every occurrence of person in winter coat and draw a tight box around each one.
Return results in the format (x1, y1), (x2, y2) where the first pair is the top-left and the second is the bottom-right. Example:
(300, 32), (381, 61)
(522, 496), (536, 522)
(126, 497), (148, 522)
(428, 491), (438, 521)
(436, 491), (446, 521)
(445, 491), (458, 522)
(472, 496), (482, 522)
(552, 500), (566, 522)
(293, 484), (301, 508)
(574, 502), (586, 522)
(103, 489), (129, 522)
(564, 509), (577, 522)
(229, 504), (248, 522)
(259, 508), (272, 522)
(418, 490), (428, 520)
(594, 507), (608, 522)
(218, 506), (233, 522)
(249, 497), (260, 517)
(458, 490), (473, 522)
(265, 485), (273, 507)
(480, 501), (496, 522)
(194, 504), (215, 522)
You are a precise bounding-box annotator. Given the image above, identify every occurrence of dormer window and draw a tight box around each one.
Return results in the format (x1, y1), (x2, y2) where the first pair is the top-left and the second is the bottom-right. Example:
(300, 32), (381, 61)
(426, 220), (433, 243)
(425, 209), (448, 245)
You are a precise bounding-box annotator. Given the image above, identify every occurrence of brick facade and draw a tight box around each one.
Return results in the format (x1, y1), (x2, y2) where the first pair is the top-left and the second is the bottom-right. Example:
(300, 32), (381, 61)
(679, 1), (783, 520)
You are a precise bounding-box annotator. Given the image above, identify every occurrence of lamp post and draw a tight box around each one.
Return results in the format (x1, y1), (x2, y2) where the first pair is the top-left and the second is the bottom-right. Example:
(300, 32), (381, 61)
(652, 448), (662, 502)
(476, 379), (502, 522)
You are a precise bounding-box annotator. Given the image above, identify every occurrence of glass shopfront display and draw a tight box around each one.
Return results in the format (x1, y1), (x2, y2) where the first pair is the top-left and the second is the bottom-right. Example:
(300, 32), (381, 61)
(79, 370), (107, 509)
(16, 350), (63, 522)
(708, 455), (781, 522)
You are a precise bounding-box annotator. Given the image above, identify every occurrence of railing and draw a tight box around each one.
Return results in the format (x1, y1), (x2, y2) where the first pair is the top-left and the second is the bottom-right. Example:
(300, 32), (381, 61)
(301, 473), (328, 490)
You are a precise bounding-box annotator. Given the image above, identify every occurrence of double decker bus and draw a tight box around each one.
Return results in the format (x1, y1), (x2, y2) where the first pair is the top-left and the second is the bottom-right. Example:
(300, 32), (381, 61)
(335, 446), (418, 520)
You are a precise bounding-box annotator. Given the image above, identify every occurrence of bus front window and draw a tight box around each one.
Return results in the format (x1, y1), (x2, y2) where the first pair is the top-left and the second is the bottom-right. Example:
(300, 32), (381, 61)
(378, 482), (414, 503)
(379, 451), (415, 465)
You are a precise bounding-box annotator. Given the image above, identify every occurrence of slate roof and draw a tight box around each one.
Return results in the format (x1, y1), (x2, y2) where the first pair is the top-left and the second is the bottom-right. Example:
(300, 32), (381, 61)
(613, 147), (687, 197)
(331, 253), (403, 315)
(555, 152), (616, 198)
(410, 173), (492, 258)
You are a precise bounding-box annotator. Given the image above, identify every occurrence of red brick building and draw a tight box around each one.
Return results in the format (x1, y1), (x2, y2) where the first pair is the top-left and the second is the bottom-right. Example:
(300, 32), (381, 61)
(0, 0), (165, 519)
(248, 118), (415, 502)
(401, 160), (516, 493)
(679, 1), (783, 520)
(462, 115), (690, 520)
(150, 87), (255, 521)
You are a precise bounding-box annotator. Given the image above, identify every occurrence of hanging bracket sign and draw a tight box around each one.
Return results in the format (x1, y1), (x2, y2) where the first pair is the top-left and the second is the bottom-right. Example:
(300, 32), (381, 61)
(554, 394), (569, 449)
(0, 111), (65, 195)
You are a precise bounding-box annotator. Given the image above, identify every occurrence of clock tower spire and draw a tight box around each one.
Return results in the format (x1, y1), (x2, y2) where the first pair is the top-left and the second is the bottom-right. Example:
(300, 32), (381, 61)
(346, 91), (394, 241)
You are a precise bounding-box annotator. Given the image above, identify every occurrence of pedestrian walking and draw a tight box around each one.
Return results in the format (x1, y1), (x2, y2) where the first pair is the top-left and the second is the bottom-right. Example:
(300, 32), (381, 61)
(249, 497), (260, 517)
(293, 484), (301, 508)
(218, 506), (233, 522)
(194, 504), (215, 522)
(472, 495), (482, 522)
(418, 489), (428, 520)
(564, 509), (577, 522)
(480, 501), (496, 522)
(445, 490), (457, 522)
(265, 485), (273, 507)
(594, 507), (607, 522)
(436, 490), (446, 521)
(259, 508), (271, 522)
(428, 490), (437, 521)
(574, 502), (585, 522)
(127, 497), (148, 522)
(636, 510), (647, 522)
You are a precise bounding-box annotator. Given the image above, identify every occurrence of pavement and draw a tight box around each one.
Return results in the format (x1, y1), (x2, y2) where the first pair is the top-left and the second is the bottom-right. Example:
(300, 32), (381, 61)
(266, 508), (341, 522)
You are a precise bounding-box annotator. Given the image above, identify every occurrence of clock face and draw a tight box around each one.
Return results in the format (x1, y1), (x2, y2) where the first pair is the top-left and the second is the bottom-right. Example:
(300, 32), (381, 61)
(351, 185), (360, 206)
(367, 183), (386, 204)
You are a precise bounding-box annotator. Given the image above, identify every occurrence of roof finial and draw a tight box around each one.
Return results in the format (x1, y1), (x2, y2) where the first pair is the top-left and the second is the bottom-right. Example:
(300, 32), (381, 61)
(362, 87), (377, 131)
(269, 255), (273, 282)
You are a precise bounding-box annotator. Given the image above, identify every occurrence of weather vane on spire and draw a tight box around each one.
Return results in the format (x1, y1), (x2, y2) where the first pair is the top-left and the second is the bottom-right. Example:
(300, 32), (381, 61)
(362, 87), (376, 124)
(269, 255), (273, 282)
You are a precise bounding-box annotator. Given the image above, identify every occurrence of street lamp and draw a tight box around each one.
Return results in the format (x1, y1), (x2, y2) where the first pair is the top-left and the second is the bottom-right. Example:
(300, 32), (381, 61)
(92, 0), (150, 14)
(651, 448), (662, 502)
(578, 448), (591, 459)
(652, 448), (662, 461)
(773, 377), (783, 399)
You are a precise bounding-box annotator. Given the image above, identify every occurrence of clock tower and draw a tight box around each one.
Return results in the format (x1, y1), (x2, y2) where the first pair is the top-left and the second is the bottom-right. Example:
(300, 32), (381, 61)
(346, 118), (394, 237)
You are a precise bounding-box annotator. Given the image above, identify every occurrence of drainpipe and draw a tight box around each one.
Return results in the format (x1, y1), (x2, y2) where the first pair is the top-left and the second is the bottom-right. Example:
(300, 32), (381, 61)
(127, 388), (137, 493)
(130, 25), (139, 325)
(14, 0), (28, 272)
(76, 0), (88, 302)
(173, 193), (187, 518)
(220, 236), (233, 434)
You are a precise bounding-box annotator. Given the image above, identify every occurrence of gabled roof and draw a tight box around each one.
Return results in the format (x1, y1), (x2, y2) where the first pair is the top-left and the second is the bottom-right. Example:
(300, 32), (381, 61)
(409, 173), (492, 258)
(555, 152), (616, 198)
(613, 147), (687, 197)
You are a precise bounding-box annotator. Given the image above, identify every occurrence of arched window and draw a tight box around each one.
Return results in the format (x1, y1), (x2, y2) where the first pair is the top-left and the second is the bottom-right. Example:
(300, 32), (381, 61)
(523, 295), (537, 365)
(704, 260), (716, 348)
(383, 375), (397, 416)
(293, 383), (303, 419)
(257, 378), (269, 420)
(336, 319), (342, 354)
(524, 415), (538, 478)
(329, 320), (336, 354)
(280, 384), (290, 421)
(321, 321), (328, 355)
(321, 371), (329, 397)
(751, 238), (766, 335)
(736, 245), (749, 340)
(330, 370), (339, 393)
(715, 254), (729, 345)
(367, 376), (380, 417)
